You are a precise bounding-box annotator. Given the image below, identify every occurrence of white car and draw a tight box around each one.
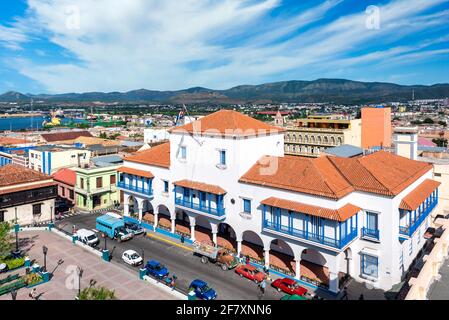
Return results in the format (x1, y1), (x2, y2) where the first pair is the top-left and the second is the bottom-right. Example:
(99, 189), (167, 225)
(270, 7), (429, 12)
(122, 250), (143, 266)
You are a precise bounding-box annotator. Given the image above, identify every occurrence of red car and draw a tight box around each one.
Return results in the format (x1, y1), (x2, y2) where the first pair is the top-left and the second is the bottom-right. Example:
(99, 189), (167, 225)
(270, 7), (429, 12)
(272, 277), (308, 296)
(235, 265), (266, 283)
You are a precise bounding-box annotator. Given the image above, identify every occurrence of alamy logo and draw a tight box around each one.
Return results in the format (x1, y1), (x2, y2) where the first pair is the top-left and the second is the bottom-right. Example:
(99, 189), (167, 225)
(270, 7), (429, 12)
(365, 5), (381, 30)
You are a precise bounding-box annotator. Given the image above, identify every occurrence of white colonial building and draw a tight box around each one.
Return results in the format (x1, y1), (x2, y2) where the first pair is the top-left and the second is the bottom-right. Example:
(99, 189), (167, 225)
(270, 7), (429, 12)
(117, 110), (439, 294)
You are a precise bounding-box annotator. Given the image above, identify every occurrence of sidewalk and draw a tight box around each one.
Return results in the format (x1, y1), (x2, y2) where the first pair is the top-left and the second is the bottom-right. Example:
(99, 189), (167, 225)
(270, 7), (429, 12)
(0, 231), (180, 300)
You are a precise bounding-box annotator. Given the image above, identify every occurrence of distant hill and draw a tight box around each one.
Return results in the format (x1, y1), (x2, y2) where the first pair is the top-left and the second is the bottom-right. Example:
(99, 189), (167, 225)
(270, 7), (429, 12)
(1, 79), (448, 104)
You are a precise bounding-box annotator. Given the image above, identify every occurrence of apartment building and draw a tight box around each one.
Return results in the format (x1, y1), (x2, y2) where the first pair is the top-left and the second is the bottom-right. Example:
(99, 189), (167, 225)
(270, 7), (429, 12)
(284, 115), (362, 157)
(117, 110), (439, 293)
(74, 159), (121, 211)
(29, 146), (91, 175)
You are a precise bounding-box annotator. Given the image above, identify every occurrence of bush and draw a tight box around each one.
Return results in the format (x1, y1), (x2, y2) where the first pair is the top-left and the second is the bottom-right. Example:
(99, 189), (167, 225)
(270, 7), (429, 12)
(23, 273), (43, 286)
(4, 257), (25, 270)
(79, 286), (117, 300)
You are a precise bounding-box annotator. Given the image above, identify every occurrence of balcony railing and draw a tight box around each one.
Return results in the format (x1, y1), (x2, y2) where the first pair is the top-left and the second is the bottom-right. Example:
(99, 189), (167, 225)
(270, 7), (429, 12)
(362, 227), (380, 241)
(263, 220), (357, 249)
(399, 198), (437, 237)
(117, 181), (153, 197)
(175, 197), (225, 217)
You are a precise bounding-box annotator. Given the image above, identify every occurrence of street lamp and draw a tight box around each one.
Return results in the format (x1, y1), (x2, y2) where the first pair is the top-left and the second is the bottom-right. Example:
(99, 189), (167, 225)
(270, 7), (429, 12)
(13, 207), (20, 256)
(141, 249), (145, 265)
(77, 266), (84, 298)
(50, 205), (53, 224)
(42, 246), (48, 272)
(11, 289), (17, 301)
(103, 232), (107, 251)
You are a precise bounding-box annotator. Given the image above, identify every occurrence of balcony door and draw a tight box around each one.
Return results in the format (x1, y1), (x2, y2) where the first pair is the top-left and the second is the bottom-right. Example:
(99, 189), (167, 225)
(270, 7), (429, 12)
(310, 216), (323, 239)
(200, 191), (207, 208)
(366, 212), (378, 231)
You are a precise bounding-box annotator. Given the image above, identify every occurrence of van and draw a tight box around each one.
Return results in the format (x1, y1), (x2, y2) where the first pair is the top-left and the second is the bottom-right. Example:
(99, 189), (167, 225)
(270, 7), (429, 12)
(76, 229), (99, 247)
(96, 214), (133, 242)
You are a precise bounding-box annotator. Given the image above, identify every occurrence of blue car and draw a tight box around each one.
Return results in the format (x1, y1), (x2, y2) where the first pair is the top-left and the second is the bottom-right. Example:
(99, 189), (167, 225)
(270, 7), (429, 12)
(189, 279), (217, 300)
(145, 260), (169, 279)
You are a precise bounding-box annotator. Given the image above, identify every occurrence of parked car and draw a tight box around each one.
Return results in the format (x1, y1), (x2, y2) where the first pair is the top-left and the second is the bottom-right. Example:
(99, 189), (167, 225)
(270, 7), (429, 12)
(189, 279), (217, 300)
(76, 229), (99, 247)
(145, 260), (169, 279)
(125, 222), (145, 235)
(114, 226), (134, 242)
(235, 265), (266, 283)
(122, 250), (143, 266)
(272, 278), (308, 296)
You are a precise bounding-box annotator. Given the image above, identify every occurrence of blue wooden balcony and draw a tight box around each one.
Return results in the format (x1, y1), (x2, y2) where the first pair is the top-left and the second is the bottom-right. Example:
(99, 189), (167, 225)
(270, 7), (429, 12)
(263, 220), (357, 250)
(175, 197), (225, 218)
(399, 197), (437, 238)
(362, 227), (380, 241)
(117, 181), (153, 197)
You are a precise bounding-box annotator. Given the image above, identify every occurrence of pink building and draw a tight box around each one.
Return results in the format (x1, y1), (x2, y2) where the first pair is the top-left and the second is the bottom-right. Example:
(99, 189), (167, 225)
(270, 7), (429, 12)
(52, 168), (76, 205)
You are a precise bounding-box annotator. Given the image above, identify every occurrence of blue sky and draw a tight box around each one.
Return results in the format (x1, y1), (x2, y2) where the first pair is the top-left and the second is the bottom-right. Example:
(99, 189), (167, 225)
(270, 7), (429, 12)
(0, 0), (448, 94)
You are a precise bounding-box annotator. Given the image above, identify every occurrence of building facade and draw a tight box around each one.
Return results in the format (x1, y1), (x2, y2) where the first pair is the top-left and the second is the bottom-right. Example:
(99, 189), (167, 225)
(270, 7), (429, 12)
(361, 106), (392, 149)
(0, 164), (57, 225)
(52, 168), (76, 205)
(117, 110), (439, 293)
(74, 164), (120, 211)
(284, 115), (362, 158)
(29, 146), (91, 175)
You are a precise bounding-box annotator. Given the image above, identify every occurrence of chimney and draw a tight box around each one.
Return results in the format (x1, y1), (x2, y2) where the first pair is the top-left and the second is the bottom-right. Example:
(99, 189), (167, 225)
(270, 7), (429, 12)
(393, 127), (418, 160)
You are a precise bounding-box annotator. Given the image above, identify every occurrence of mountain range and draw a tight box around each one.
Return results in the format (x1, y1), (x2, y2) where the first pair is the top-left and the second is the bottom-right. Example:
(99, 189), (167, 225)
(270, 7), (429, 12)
(1, 79), (448, 104)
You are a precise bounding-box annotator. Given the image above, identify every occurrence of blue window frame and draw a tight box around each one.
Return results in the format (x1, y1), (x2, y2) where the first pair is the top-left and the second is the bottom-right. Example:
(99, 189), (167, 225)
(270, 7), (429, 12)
(219, 150), (226, 165)
(361, 254), (378, 278)
(243, 199), (251, 213)
(366, 212), (378, 230)
(183, 188), (190, 198)
(180, 146), (187, 159)
(163, 180), (169, 193)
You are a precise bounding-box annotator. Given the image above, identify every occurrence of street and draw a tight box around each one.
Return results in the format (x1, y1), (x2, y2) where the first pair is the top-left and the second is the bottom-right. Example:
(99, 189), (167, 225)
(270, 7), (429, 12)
(55, 213), (286, 300)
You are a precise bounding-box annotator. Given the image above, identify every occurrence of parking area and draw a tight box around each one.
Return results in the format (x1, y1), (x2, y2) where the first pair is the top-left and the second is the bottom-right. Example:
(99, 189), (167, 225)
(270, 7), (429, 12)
(0, 231), (180, 300)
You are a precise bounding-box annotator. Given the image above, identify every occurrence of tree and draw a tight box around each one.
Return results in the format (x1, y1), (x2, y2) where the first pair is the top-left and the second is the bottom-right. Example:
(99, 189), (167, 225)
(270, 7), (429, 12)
(78, 285), (117, 300)
(423, 118), (434, 124)
(0, 222), (13, 260)
(438, 120), (447, 127)
(432, 138), (448, 148)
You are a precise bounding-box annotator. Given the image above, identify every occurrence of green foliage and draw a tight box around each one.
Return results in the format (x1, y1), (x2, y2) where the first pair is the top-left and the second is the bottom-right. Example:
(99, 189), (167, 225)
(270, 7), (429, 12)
(438, 120), (447, 127)
(3, 257), (25, 270)
(79, 285), (117, 300)
(0, 222), (13, 260)
(432, 138), (448, 147)
(423, 118), (434, 124)
(23, 273), (43, 286)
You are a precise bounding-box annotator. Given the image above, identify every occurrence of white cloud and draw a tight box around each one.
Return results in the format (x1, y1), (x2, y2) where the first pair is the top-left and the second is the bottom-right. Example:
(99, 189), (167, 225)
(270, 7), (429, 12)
(5, 0), (449, 92)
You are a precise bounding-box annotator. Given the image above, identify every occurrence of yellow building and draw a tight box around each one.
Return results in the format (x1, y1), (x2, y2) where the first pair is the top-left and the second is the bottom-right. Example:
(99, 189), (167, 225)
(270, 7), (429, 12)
(284, 115), (362, 157)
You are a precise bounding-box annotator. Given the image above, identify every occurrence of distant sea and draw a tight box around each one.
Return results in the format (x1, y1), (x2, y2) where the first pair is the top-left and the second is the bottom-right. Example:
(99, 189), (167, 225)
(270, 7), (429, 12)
(0, 116), (87, 131)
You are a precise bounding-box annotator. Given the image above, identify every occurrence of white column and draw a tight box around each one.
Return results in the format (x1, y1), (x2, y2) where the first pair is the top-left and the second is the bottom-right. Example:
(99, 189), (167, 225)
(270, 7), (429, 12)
(171, 218), (176, 234)
(137, 198), (144, 222)
(295, 259), (301, 280)
(123, 194), (130, 217)
(329, 271), (339, 294)
(189, 215), (196, 242)
(211, 223), (218, 245)
(190, 224), (196, 242)
(237, 240), (242, 258)
(264, 248), (270, 268)
(153, 213), (158, 229)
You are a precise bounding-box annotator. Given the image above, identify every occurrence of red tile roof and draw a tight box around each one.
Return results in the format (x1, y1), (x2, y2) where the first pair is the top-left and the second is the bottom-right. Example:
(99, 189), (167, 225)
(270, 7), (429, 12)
(117, 166), (154, 179)
(124, 142), (170, 168)
(0, 137), (29, 146)
(400, 179), (441, 211)
(0, 181), (57, 196)
(0, 164), (52, 188)
(41, 131), (92, 142)
(261, 197), (360, 222)
(52, 168), (76, 187)
(174, 179), (226, 195)
(240, 151), (433, 199)
(169, 109), (285, 137)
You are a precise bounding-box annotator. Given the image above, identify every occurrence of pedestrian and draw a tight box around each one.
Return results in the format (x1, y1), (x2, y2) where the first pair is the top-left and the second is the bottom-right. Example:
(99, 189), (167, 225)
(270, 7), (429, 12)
(246, 255), (250, 265)
(72, 224), (77, 234)
(358, 294), (364, 300)
(180, 234), (185, 244)
(29, 287), (37, 300)
(341, 286), (349, 300)
(260, 279), (266, 295)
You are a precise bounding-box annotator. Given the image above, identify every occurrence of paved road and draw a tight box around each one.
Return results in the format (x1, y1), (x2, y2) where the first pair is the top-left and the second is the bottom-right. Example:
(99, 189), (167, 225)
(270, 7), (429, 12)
(56, 213), (286, 300)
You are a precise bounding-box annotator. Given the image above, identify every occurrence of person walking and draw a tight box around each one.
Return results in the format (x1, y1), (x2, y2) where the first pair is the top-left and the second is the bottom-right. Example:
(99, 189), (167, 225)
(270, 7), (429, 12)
(260, 279), (267, 296)
(245, 255), (250, 265)
(29, 288), (37, 300)
(341, 286), (349, 300)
